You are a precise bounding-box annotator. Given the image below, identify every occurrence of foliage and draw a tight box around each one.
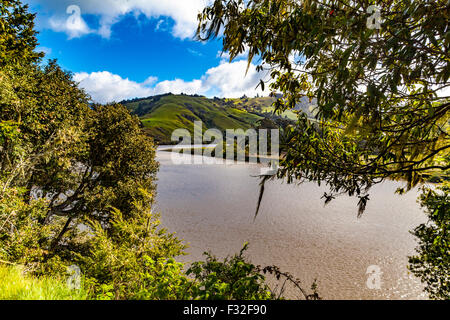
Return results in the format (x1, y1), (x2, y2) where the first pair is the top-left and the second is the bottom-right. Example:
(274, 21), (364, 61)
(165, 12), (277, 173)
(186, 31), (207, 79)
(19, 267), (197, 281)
(198, 0), (450, 211)
(79, 191), (192, 300)
(0, 184), (59, 272)
(0, 0), (158, 281)
(257, 264), (321, 300)
(187, 243), (274, 300)
(0, 264), (87, 300)
(0, 0), (315, 301)
(187, 243), (320, 300)
(0, 0), (43, 66)
(409, 182), (450, 300)
(197, 0), (449, 299)
(0, 61), (159, 274)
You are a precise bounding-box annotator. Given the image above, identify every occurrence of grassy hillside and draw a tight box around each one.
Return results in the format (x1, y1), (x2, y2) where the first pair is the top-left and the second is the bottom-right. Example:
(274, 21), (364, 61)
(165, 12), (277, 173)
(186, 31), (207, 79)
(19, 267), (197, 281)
(221, 96), (316, 120)
(122, 94), (315, 144)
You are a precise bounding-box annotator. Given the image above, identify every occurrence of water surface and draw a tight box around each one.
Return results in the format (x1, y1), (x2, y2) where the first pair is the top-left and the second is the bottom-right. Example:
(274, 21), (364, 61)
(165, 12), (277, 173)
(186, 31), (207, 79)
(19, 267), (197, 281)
(154, 151), (428, 300)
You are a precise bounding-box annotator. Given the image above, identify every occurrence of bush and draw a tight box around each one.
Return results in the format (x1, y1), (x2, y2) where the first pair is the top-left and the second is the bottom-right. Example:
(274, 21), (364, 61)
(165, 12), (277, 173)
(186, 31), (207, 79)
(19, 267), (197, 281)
(78, 191), (192, 300)
(0, 184), (52, 270)
(187, 243), (273, 300)
(409, 183), (450, 300)
(187, 243), (320, 300)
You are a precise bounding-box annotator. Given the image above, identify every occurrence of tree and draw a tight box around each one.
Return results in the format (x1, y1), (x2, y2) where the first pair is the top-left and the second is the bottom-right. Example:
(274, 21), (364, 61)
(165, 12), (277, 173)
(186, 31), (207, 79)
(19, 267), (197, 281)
(0, 0), (159, 272)
(0, 0), (43, 66)
(408, 183), (449, 300)
(197, 0), (449, 298)
(1, 66), (160, 269)
(79, 190), (191, 300)
(197, 0), (449, 211)
(1, 1), (315, 301)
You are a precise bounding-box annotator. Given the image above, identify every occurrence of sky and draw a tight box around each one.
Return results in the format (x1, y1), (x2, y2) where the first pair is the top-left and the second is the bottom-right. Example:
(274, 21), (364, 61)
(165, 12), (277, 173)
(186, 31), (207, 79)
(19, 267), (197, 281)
(24, 0), (267, 104)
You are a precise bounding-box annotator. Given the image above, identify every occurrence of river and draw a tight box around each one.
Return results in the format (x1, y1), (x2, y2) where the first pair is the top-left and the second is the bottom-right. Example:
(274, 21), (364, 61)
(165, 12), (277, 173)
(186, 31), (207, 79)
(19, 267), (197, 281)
(154, 150), (429, 300)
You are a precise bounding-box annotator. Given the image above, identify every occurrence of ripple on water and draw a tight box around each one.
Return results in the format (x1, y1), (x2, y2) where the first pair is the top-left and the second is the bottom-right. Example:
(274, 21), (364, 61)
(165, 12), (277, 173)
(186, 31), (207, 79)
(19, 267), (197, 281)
(154, 152), (428, 299)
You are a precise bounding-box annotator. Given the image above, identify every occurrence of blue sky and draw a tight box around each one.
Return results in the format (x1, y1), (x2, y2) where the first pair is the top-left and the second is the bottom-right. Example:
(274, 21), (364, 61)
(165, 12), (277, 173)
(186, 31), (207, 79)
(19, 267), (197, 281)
(24, 0), (266, 103)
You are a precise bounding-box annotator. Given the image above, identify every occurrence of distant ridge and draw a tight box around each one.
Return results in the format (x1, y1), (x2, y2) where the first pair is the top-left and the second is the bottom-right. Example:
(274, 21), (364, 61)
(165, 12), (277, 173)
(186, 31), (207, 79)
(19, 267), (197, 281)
(121, 93), (316, 144)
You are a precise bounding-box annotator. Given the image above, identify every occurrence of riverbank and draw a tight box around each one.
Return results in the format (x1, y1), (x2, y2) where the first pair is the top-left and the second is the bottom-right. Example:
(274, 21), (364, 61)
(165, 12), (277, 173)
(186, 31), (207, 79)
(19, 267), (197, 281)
(157, 146), (448, 183)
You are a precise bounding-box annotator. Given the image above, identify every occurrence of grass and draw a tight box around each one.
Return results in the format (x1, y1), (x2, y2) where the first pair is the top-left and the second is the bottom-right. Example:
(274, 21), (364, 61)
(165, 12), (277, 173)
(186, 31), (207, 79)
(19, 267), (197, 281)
(0, 265), (87, 300)
(259, 105), (299, 120)
(125, 94), (264, 144)
(122, 94), (319, 144)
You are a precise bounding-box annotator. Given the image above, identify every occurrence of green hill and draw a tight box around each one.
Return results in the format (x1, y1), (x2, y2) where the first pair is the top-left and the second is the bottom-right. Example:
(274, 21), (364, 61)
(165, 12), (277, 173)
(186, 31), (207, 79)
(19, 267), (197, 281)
(121, 93), (315, 144)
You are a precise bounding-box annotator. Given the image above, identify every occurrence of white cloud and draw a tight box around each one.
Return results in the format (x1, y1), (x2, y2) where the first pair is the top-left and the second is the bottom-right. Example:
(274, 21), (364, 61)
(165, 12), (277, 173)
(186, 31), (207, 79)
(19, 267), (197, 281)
(74, 60), (269, 104)
(143, 76), (159, 86)
(73, 71), (153, 103)
(154, 78), (204, 96)
(48, 5), (92, 39)
(203, 60), (266, 98)
(29, 0), (213, 39)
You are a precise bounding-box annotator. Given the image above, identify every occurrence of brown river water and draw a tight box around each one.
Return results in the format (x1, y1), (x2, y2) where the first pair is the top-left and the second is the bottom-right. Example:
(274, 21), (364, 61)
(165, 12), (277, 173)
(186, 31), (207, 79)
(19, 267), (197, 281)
(154, 151), (429, 300)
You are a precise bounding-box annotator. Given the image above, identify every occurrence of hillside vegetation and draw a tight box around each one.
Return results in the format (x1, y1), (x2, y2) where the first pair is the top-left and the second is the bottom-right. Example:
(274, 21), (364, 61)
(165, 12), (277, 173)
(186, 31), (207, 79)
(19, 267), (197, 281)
(0, 1), (321, 301)
(121, 94), (316, 144)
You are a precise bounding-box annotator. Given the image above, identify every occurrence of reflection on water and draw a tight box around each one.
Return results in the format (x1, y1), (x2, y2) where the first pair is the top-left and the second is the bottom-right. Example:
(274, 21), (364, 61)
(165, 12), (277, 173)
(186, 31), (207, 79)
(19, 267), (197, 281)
(154, 151), (428, 300)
